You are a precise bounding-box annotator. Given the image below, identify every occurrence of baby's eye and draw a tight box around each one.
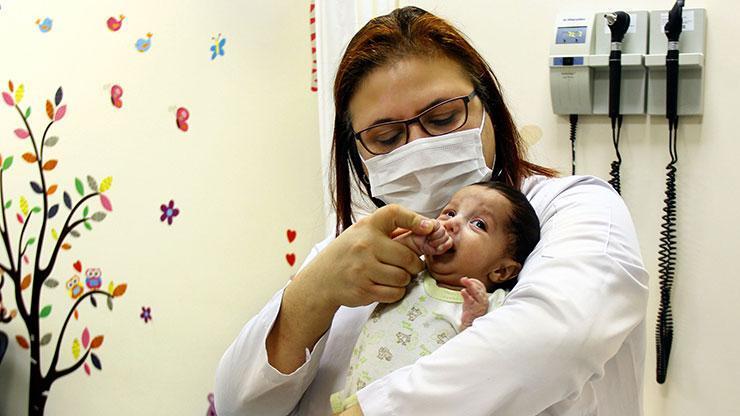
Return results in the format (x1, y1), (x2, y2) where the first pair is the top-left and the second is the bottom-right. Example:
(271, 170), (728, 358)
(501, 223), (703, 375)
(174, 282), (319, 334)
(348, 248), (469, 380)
(471, 219), (487, 231)
(442, 209), (456, 218)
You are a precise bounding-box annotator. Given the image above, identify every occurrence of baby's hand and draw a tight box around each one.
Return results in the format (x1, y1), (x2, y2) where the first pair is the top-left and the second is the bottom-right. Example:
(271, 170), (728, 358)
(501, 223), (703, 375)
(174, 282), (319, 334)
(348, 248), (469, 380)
(415, 220), (453, 256)
(460, 277), (489, 330)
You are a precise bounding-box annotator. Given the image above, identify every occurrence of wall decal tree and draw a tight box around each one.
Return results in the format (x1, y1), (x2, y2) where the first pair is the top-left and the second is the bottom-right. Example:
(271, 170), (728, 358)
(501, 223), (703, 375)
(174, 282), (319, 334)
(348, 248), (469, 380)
(0, 81), (127, 416)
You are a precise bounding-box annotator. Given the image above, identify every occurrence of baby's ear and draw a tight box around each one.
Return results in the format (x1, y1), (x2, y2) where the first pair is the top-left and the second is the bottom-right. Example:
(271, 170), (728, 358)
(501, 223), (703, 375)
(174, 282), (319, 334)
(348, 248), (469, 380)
(489, 260), (522, 283)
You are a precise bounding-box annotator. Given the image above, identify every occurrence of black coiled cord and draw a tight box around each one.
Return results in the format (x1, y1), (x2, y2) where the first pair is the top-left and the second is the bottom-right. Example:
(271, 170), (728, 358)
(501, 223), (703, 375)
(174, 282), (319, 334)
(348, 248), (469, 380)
(656, 118), (678, 384)
(608, 115), (623, 194)
(569, 114), (578, 175)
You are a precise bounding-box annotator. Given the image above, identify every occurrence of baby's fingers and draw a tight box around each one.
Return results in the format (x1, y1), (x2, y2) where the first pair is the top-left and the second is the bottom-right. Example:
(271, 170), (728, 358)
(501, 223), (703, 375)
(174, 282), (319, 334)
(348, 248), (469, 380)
(461, 277), (488, 304)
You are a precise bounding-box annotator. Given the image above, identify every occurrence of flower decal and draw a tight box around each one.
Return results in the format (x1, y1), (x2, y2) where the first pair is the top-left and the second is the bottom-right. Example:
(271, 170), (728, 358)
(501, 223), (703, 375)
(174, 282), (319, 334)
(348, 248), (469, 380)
(160, 200), (179, 225)
(140, 306), (152, 323)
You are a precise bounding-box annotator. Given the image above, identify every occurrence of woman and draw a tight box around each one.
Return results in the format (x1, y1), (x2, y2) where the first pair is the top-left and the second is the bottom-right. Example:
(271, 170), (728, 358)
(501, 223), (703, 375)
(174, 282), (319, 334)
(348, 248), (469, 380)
(215, 7), (648, 416)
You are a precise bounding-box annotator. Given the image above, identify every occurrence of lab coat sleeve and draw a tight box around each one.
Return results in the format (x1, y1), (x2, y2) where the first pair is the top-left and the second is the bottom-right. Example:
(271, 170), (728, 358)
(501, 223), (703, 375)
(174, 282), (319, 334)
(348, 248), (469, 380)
(214, 237), (333, 416)
(356, 181), (649, 415)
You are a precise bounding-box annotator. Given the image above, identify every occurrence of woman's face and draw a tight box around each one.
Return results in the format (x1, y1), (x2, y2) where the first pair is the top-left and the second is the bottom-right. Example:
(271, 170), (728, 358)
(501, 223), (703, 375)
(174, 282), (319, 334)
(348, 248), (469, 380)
(348, 55), (495, 167)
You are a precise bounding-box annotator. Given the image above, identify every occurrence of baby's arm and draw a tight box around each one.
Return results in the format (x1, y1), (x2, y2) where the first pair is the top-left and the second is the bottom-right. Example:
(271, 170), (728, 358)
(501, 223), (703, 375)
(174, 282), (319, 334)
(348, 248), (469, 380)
(394, 220), (452, 257)
(460, 277), (489, 331)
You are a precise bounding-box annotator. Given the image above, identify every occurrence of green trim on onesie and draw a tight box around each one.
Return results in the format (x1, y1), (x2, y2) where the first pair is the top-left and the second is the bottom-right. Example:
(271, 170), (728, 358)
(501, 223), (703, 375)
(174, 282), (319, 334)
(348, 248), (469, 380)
(421, 271), (464, 303)
(331, 392), (359, 414)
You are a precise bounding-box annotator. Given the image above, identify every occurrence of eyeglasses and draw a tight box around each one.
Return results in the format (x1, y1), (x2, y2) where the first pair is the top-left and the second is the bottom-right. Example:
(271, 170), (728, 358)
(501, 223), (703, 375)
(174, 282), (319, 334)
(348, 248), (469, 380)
(354, 90), (477, 156)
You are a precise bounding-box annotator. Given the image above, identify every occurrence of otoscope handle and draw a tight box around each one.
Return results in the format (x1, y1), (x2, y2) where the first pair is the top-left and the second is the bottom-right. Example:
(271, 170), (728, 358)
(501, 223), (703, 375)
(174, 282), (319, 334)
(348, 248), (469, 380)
(609, 49), (622, 119)
(666, 49), (680, 120)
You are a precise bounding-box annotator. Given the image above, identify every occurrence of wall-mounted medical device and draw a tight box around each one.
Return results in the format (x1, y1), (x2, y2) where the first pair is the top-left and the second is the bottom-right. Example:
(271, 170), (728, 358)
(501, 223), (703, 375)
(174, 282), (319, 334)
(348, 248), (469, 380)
(549, 12), (649, 116)
(645, 8), (706, 115)
(549, 14), (595, 115)
(592, 11), (649, 116)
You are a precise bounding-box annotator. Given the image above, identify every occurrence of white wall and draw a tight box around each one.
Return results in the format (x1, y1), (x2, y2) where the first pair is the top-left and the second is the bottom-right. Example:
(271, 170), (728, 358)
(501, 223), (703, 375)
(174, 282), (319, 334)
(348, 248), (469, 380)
(0, 1), (324, 414)
(399, 0), (739, 414)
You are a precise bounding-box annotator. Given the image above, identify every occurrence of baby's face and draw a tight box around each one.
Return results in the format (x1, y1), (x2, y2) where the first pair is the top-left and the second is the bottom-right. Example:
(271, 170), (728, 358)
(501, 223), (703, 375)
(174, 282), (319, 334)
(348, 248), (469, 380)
(425, 186), (513, 289)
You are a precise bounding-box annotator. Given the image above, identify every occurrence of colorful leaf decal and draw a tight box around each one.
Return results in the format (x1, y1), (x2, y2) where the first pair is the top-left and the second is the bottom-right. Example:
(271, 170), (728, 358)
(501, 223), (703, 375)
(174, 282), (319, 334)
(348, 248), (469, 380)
(22, 153), (37, 163)
(72, 338), (80, 359)
(25, 107), (31, 119)
(2, 156), (13, 171)
(30, 181), (43, 194)
(27, 237), (36, 246)
(87, 176), (98, 193)
(90, 295), (98, 307)
(39, 305), (52, 318)
(100, 194), (113, 212)
(4, 200), (11, 209)
(61, 243), (72, 250)
(14, 84), (24, 104)
(91, 212), (106, 222)
(108, 282), (114, 295)
(83, 206), (89, 217)
(47, 184), (58, 195)
(63, 191), (72, 209)
(106, 296), (113, 311)
(40, 333), (52, 346)
(51, 228), (58, 240)
(48, 204), (59, 219)
(99, 177), (112, 193)
(46, 100), (54, 120)
(55, 87), (63, 106)
(44, 136), (59, 147)
(112, 284), (127, 297)
(44, 278), (59, 288)
(54, 105), (66, 121)
(91, 353), (102, 370)
(16, 213), (23, 224)
(16, 335), (29, 349)
(70, 230), (81, 238)
(20, 196), (28, 216)
(42, 160), (58, 170)
(31, 206), (41, 214)
(73, 309), (79, 320)
(90, 335), (104, 349)
(2, 92), (13, 106)
(81, 328), (90, 349)
(8, 81), (13, 92)
(84, 222), (92, 231)
(20, 274), (31, 290)
(75, 178), (84, 196)
(84, 362), (91, 376)
(14, 129), (29, 139)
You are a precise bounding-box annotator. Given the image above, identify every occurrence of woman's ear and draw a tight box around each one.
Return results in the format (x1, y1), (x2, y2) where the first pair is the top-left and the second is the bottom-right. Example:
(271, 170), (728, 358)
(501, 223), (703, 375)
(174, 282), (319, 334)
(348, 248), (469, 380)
(488, 259), (522, 283)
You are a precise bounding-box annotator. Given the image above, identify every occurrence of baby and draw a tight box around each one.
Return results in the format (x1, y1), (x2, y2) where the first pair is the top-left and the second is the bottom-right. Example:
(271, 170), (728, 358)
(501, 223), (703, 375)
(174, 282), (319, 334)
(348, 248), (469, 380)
(330, 181), (541, 413)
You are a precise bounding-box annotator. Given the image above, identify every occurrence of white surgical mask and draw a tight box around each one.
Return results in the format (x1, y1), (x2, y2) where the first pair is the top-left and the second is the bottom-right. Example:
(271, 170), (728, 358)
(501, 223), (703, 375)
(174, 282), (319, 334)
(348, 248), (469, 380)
(364, 111), (493, 218)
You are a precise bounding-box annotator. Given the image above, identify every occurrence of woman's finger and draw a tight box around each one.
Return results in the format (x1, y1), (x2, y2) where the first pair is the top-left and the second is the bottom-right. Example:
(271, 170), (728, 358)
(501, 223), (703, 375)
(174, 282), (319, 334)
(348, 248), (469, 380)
(368, 263), (414, 288)
(367, 283), (407, 304)
(374, 238), (425, 276)
(366, 204), (434, 237)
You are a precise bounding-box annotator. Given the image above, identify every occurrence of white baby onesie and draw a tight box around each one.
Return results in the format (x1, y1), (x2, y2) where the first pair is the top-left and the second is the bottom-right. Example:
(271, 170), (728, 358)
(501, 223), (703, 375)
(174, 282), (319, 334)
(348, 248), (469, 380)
(330, 271), (507, 413)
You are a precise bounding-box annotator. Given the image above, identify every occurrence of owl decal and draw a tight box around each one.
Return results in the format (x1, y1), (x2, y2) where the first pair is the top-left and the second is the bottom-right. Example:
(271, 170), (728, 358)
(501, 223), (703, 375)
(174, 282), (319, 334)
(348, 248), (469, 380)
(85, 268), (102, 290)
(66, 275), (84, 299)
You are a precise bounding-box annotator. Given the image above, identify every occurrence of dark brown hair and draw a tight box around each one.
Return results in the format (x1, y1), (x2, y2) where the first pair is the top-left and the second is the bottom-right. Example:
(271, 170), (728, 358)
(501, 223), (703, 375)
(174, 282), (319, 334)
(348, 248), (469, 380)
(470, 181), (540, 291)
(330, 6), (556, 235)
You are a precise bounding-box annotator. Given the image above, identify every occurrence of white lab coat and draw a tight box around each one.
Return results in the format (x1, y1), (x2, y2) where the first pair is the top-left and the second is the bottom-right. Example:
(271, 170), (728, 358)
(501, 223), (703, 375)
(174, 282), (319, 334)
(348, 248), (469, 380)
(215, 175), (649, 416)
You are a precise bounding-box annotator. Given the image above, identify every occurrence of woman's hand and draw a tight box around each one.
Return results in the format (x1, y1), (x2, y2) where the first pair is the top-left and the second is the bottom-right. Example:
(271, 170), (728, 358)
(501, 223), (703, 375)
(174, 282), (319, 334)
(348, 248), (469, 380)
(267, 204), (435, 374)
(394, 219), (453, 257)
(296, 204), (436, 309)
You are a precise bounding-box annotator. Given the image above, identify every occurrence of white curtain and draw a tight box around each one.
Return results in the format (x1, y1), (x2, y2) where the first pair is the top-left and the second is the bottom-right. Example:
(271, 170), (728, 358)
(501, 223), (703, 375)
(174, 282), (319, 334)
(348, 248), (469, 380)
(315, 0), (400, 234)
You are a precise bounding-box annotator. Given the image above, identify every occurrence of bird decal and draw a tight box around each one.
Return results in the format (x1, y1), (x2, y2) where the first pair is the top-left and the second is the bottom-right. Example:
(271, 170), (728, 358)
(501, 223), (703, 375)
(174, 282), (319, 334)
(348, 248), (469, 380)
(135, 33), (153, 53)
(36, 17), (53, 33)
(107, 15), (125, 32)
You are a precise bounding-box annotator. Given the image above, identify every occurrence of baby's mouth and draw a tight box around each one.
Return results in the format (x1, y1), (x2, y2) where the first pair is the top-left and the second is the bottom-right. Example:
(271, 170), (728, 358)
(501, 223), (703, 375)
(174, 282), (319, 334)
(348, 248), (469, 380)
(432, 246), (455, 262)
